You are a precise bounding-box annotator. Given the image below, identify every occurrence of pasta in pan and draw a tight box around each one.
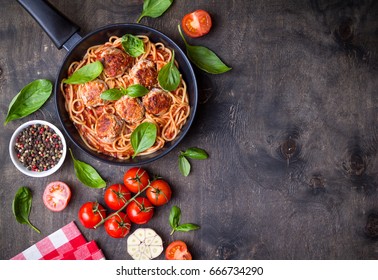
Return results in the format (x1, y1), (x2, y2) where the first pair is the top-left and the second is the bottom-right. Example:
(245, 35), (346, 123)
(61, 35), (190, 159)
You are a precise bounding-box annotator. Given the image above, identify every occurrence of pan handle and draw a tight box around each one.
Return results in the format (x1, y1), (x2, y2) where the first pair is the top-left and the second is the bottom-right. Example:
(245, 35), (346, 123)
(17, 0), (80, 50)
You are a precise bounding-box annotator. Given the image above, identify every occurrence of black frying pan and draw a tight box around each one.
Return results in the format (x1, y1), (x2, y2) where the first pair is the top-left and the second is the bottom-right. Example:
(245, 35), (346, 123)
(17, 0), (198, 166)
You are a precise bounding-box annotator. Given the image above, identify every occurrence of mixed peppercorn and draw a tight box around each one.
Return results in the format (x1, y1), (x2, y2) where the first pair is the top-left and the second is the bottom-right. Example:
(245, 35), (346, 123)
(14, 124), (63, 172)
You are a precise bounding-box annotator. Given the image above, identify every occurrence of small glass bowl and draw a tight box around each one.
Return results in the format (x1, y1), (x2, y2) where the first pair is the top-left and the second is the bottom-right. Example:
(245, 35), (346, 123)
(9, 120), (67, 177)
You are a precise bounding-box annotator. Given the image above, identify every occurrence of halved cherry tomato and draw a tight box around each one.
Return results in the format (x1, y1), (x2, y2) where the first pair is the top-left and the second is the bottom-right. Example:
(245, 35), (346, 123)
(126, 197), (154, 224)
(146, 179), (172, 206)
(123, 167), (150, 193)
(182, 9), (212, 38)
(104, 212), (131, 238)
(165, 240), (192, 260)
(104, 183), (131, 210)
(42, 181), (71, 212)
(78, 201), (107, 229)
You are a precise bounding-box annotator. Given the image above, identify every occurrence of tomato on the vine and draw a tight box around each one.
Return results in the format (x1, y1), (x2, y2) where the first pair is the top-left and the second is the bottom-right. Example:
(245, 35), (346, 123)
(104, 183), (131, 210)
(123, 167), (150, 193)
(78, 202), (107, 229)
(104, 212), (131, 238)
(126, 197), (154, 224)
(181, 10), (212, 38)
(146, 179), (172, 206)
(165, 240), (192, 260)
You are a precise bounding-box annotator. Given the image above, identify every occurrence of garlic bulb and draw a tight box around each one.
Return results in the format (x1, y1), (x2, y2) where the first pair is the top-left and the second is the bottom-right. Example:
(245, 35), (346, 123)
(127, 228), (163, 260)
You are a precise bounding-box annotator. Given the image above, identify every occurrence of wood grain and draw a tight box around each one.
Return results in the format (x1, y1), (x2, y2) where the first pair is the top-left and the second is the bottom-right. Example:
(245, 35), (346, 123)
(0, 0), (377, 260)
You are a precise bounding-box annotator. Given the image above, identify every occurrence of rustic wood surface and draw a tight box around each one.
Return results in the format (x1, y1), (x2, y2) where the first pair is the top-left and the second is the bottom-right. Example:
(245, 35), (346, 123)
(1, 0), (378, 260)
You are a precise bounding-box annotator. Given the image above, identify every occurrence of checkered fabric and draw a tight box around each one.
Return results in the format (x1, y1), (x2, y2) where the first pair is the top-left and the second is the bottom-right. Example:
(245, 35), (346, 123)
(53, 240), (105, 260)
(11, 221), (105, 260)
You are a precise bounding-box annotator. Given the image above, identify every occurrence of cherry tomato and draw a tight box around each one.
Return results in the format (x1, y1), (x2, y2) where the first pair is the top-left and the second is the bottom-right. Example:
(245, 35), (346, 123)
(126, 197), (154, 224)
(104, 183), (131, 210)
(104, 212), (131, 238)
(123, 167), (150, 193)
(165, 240), (192, 260)
(146, 179), (172, 206)
(182, 10), (212, 38)
(42, 181), (71, 212)
(78, 202), (107, 229)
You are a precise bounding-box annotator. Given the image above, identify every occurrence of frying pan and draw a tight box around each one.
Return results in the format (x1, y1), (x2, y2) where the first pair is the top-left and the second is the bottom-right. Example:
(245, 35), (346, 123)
(17, 0), (198, 166)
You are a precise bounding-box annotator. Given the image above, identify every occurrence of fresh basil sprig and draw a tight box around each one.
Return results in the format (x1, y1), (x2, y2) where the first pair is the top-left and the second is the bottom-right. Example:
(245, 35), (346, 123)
(4, 79), (52, 125)
(169, 205), (200, 235)
(158, 50), (180, 91)
(178, 25), (231, 74)
(137, 0), (173, 23)
(100, 88), (125, 101)
(182, 147), (209, 159)
(121, 34), (145, 57)
(178, 155), (191, 177)
(101, 84), (149, 101)
(178, 147), (208, 176)
(12, 187), (41, 233)
(131, 122), (157, 158)
(125, 84), (150, 98)
(63, 61), (103, 84)
(69, 149), (106, 188)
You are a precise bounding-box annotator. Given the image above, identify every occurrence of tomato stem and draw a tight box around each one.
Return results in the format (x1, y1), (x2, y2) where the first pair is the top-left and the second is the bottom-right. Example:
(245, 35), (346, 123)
(132, 168), (148, 192)
(93, 183), (150, 229)
(133, 198), (144, 209)
(113, 184), (129, 203)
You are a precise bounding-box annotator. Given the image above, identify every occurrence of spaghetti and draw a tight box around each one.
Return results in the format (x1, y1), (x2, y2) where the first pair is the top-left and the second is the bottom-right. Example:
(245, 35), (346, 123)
(60, 35), (190, 159)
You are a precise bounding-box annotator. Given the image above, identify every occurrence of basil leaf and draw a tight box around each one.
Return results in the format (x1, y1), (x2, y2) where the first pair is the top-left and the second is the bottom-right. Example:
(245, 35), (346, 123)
(101, 88), (125, 101)
(69, 149), (106, 188)
(169, 205), (181, 229)
(176, 223), (200, 232)
(4, 79), (52, 125)
(178, 155), (191, 176)
(121, 34), (145, 57)
(125, 84), (149, 98)
(186, 44), (231, 74)
(158, 50), (180, 91)
(137, 0), (173, 23)
(182, 147), (209, 160)
(63, 61), (103, 84)
(12, 187), (41, 233)
(178, 25), (231, 74)
(131, 122), (157, 158)
(101, 85), (149, 101)
(169, 205), (200, 235)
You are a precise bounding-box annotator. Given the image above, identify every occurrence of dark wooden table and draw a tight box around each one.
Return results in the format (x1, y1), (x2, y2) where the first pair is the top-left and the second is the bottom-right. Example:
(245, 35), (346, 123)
(1, 0), (378, 260)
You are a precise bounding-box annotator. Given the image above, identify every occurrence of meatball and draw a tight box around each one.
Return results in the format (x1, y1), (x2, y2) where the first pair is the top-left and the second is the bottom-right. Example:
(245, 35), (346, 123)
(114, 96), (145, 123)
(97, 47), (133, 78)
(95, 113), (122, 143)
(78, 79), (108, 108)
(142, 88), (172, 116)
(129, 59), (157, 89)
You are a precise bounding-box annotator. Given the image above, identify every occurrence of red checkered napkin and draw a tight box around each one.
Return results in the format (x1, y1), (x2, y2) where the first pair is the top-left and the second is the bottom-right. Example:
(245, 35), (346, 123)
(53, 240), (105, 260)
(10, 221), (104, 260)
